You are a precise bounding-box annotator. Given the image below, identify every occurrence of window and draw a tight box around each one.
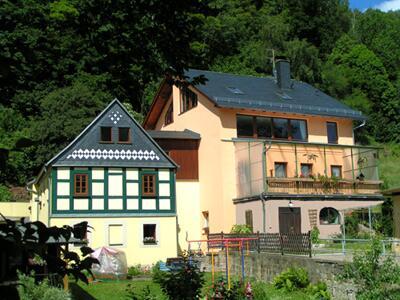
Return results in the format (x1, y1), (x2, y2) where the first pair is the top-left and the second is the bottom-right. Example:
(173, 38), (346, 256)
(256, 117), (272, 138)
(273, 118), (289, 139)
(327, 122), (338, 144)
(274, 162), (287, 178)
(143, 224), (157, 244)
(74, 174), (88, 196)
(290, 119), (308, 141)
(165, 103), (173, 125)
(180, 87), (198, 113)
(237, 115), (254, 137)
(108, 224), (124, 246)
(245, 210), (253, 232)
(142, 174), (156, 196)
(100, 127), (112, 142)
(319, 207), (340, 225)
(236, 115), (307, 141)
(331, 165), (342, 178)
(300, 164), (312, 177)
(118, 127), (130, 143)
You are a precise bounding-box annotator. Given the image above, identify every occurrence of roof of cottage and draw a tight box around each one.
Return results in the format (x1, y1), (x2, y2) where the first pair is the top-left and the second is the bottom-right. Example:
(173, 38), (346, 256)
(47, 99), (176, 169)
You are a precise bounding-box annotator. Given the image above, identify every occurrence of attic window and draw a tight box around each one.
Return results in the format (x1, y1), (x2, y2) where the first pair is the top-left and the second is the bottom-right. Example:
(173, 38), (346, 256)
(118, 128), (130, 143)
(227, 87), (244, 95)
(100, 127), (112, 143)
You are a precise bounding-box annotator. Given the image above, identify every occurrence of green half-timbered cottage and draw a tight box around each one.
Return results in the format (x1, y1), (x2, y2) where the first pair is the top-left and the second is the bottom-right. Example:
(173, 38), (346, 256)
(29, 99), (178, 265)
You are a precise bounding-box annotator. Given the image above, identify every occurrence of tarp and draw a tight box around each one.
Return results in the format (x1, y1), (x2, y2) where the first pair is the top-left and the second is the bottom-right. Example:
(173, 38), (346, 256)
(91, 247), (128, 279)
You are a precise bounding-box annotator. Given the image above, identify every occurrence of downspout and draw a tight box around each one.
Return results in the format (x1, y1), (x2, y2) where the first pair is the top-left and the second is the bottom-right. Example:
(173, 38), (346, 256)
(261, 142), (272, 233)
(353, 120), (366, 142)
(26, 180), (39, 221)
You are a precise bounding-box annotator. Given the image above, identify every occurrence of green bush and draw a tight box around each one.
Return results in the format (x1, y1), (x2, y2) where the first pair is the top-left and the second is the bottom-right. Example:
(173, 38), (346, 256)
(251, 281), (270, 300)
(230, 224), (252, 234)
(306, 282), (331, 300)
(153, 252), (204, 300)
(206, 277), (245, 300)
(128, 264), (143, 277)
(273, 267), (310, 292)
(310, 226), (320, 244)
(0, 184), (12, 202)
(340, 237), (400, 299)
(18, 272), (70, 300)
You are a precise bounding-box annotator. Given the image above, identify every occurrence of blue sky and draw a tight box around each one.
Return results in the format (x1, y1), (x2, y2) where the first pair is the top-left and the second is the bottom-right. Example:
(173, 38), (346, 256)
(350, 0), (400, 11)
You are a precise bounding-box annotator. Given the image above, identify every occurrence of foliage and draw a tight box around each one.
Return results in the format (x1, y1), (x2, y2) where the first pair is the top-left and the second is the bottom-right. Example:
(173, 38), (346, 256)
(317, 174), (339, 193)
(310, 226), (320, 244)
(127, 264), (152, 278)
(0, 184), (12, 202)
(126, 284), (159, 300)
(0, 216), (99, 299)
(306, 282), (331, 300)
(18, 272), (70, 300)
(230, 224), (252, 234)
(340, 237), (400, 299)
(205, 277), (245, 300)
(153, 252), (204, 300)
(273, 267), (310, 292)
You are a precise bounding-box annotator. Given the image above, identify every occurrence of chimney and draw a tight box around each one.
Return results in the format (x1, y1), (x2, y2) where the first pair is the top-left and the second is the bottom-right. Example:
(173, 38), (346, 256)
(276, 59), (291, 90)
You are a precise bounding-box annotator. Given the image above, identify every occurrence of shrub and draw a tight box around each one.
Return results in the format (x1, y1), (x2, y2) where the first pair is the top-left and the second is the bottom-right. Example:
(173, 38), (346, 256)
(250, 281), (270, 300)
(310, 226), (320, 244)
(306, 282), (331, 300)
(18, 272), (70, 300)
(206, 277), (244, 300)
(340, 237), (400, 299)
(0, 184), (12, 202)
(153, 252), (204, 300)
(231, 224), (252, 234)
(273, 267), (310, 291)
(128, 264), (143, 277)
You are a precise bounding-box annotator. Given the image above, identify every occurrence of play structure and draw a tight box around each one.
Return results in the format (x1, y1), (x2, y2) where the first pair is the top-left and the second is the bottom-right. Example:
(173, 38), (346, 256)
(187, 237), (257, 289)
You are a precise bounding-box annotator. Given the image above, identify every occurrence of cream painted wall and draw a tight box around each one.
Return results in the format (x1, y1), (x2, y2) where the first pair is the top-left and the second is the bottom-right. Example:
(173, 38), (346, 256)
(236, 199), (383, 237)
(30, 172), (51, 225)
(0, 202), (30, 218)
(50, 216), (178, 265)
(175, 181), (201, 252)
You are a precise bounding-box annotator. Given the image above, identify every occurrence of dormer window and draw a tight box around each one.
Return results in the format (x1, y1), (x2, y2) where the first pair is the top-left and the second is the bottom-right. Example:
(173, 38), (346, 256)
(118, 127), (131, 143)
(100, 127), (112, 143)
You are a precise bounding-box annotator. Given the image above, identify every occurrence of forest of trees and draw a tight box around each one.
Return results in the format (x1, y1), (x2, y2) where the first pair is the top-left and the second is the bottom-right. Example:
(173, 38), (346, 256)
(1, 0), (400, 191)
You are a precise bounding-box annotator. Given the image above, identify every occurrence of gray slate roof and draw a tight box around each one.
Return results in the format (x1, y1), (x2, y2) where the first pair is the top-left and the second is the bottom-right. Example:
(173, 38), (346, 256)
(147, 129), (201, 140)
(186, 69), (365, 120)
(50, 99), (176, 168)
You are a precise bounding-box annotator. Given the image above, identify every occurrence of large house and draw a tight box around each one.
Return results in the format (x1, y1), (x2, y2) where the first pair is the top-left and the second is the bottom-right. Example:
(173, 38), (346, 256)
(28, 99), (179, 265)
(144, 60), (384, 239)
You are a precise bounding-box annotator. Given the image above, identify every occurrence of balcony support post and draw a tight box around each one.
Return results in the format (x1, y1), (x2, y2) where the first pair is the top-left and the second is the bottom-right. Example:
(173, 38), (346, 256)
(350, 148), (355, 180)
(294, 144), (298, 177)
(323, 146), (327, 176)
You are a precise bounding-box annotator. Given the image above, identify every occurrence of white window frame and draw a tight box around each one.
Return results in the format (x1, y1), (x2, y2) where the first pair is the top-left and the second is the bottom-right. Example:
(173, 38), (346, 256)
(140, 220), (160, 248)
(104, 221), (127, 247)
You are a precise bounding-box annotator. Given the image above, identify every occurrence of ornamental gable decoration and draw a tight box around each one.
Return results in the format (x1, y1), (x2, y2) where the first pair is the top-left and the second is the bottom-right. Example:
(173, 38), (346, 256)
(49, 99), (176, 169)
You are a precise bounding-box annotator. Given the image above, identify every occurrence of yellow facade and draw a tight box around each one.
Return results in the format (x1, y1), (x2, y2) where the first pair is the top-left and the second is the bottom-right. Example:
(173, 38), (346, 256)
(0, 202), (30, 219)
(50, 216), (177, 265)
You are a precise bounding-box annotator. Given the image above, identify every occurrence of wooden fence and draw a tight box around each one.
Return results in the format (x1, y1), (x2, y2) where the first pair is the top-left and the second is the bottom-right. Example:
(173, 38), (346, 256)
(207, 232), (311, 257)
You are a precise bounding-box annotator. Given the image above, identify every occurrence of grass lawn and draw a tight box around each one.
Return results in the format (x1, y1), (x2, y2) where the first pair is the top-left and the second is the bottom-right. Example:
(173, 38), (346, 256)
(70, 274), (314, 300)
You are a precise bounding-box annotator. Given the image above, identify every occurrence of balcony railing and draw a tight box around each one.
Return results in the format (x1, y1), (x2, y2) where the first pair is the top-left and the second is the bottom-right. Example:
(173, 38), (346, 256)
(266, 177), (381, 195)
(234, 139), (382, 198)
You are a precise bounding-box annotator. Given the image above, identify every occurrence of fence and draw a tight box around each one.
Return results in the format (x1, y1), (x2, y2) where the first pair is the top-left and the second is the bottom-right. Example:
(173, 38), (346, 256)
(207, 232), (312, 257)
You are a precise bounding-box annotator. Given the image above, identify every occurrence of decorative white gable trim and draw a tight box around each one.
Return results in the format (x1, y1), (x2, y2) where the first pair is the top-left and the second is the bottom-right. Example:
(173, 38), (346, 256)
(66, 149), (160, 161)
(108, 110), (123, 124)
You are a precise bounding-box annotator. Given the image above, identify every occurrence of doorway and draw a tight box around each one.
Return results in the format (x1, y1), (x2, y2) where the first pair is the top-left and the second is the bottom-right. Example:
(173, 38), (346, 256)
(279, 207), (301, 234)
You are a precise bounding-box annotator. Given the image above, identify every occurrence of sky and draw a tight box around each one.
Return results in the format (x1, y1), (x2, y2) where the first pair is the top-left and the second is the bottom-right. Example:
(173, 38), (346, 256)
(350, 0), (400, 11)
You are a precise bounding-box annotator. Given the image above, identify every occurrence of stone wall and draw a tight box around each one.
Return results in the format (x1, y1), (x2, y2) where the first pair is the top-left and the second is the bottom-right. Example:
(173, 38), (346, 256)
(198, 251), (357, 299)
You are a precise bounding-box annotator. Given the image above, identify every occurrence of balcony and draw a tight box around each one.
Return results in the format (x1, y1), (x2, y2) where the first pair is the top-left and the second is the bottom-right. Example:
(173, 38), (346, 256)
(234, 139), (382, 199)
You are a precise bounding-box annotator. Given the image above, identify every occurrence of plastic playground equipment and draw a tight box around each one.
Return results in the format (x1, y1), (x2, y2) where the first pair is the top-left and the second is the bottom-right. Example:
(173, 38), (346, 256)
(187, 237), (257, 289)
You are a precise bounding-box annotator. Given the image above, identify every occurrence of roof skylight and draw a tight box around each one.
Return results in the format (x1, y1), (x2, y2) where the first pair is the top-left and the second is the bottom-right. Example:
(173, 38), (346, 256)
(226, 86), (244, 95)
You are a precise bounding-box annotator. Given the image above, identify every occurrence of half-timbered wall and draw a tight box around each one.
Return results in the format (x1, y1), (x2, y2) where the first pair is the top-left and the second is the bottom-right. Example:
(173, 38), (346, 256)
(52, 167), (175, 215)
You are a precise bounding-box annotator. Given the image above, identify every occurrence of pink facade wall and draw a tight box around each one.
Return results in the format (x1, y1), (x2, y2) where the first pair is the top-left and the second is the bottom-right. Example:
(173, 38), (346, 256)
(236, 199), (383, 237)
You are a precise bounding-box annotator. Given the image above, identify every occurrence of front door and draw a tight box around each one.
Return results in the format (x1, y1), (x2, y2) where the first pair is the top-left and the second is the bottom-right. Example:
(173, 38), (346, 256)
(279, 207), (301, 234)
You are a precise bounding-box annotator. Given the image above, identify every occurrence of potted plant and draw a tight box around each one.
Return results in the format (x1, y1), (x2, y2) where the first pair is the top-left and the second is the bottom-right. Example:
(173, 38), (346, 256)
(143, 236), (157, 245)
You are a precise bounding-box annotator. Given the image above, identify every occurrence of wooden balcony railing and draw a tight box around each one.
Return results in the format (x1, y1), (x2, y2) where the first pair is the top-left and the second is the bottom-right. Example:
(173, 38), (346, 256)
(266, 177), (381, 195)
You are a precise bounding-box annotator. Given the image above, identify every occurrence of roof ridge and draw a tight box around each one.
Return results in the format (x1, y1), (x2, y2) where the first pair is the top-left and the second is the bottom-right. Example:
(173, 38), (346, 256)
(187, 68), (275, 80)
